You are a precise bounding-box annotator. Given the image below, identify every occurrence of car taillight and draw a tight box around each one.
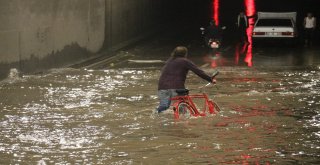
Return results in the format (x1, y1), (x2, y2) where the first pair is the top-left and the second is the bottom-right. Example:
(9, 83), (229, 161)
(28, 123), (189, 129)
(253, 32), (265, 35)
(282, 32), (293, 36)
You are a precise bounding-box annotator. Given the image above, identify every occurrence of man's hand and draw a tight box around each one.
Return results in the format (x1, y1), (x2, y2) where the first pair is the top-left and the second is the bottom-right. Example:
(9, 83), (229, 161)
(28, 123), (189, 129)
(212, 78), (217, 84)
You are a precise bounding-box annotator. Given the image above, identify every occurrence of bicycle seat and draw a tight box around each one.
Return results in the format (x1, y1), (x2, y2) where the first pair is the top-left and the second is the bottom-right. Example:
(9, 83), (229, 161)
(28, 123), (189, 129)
(176, 89), (189, 96)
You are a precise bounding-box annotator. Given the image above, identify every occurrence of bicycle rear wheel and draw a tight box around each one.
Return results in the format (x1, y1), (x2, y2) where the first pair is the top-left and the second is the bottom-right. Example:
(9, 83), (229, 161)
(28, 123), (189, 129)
(176, 102), (196, 119)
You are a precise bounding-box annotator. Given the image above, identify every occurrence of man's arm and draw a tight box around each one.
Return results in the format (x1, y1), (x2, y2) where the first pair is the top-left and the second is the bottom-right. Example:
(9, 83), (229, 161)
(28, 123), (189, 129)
(186, 60), (212, 82)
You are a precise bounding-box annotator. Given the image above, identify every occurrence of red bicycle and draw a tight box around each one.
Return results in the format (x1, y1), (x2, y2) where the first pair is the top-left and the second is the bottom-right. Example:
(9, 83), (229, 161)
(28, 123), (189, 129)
(170, 72), (221, 119)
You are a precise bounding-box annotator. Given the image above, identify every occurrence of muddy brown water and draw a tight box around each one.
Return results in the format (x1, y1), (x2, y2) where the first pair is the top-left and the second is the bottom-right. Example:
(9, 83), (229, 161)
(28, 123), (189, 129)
(0, 64), (319, 164)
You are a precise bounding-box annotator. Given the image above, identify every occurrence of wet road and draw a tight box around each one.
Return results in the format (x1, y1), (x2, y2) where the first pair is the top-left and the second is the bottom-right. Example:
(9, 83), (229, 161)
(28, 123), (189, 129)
(1, 35), (320, 164)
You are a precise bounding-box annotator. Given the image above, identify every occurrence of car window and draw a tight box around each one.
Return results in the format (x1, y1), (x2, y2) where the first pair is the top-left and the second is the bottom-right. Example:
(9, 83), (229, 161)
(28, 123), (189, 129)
(256, 19), (293, 27)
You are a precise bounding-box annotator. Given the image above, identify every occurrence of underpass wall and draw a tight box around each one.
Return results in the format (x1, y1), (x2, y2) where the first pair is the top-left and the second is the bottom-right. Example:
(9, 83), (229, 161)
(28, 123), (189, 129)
(0, 0), (105, 79)
(0, 0), (208, 79)
(103, 0), (210, 51)
(104, 0), (170, 51)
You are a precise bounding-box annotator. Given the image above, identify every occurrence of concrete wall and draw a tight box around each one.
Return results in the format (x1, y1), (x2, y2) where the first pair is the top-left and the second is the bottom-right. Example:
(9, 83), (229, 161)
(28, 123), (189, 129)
(0, 0), (105, 79)
(103, 0), (211, 51)
(0, 0), (208, 79)
(104, 0), (175, 51)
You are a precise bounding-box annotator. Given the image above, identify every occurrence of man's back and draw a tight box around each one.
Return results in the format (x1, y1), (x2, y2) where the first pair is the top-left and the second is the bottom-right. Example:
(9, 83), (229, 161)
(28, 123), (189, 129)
(158, 58), (189, 90)
(158, 57), (212, 90)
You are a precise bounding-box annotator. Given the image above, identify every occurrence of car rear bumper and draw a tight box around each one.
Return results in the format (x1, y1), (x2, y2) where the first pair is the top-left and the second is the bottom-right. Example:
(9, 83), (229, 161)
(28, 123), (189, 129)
(252, 36), (297, 40)
(252, 36), (298, 45)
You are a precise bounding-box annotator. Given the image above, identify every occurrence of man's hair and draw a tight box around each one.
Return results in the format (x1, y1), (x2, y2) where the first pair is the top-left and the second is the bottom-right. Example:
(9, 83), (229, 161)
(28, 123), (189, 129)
(171, 46), (188, 58)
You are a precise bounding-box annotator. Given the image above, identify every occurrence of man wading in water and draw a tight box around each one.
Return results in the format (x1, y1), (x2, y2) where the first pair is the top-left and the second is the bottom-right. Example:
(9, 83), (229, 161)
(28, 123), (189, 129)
(155, 46), (217, 114)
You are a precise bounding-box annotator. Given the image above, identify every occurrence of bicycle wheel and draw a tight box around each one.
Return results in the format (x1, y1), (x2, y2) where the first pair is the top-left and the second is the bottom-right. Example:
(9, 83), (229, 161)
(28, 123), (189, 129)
(213, 101), (221, 112)
(208, 101), (221, 114)
(177, 102), (196, 119)
(208, 101), (220, 114)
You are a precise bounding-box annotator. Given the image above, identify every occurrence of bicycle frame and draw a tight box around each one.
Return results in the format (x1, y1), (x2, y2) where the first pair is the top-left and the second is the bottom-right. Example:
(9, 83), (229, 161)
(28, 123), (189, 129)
(170, 93), (219, 119)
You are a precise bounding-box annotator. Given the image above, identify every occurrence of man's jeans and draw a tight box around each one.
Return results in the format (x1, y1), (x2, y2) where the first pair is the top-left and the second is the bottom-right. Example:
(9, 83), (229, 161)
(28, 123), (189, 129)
(156, 89), (179, 113)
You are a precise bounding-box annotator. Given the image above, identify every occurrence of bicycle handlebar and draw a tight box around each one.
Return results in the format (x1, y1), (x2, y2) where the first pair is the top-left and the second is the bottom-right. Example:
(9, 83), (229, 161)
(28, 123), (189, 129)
(211, 70), (219, 78)
(202, 70), (219, 88)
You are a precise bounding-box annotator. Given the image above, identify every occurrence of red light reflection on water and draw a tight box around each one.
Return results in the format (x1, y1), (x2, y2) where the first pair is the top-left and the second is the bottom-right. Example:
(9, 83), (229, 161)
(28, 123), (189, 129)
(203, 53), (226, 68)
(210, 0), (256, 67)
(245, 44), (253, 67)
(235, 43), (249, 65)
(213, 104), (291, 164)
(235, 45), (240, 65)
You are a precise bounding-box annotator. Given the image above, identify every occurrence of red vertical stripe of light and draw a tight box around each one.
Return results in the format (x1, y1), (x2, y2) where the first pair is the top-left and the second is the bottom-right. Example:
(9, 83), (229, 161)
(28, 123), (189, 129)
(245, 0), (256, 67)
(245, 0), (256, 17)
(213, 0), (219, 26)
(245, 0), (256, 44)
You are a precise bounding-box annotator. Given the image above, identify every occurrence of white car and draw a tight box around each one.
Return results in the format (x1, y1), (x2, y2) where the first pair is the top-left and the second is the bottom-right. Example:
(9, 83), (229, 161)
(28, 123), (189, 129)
(252, 12), (298, 41)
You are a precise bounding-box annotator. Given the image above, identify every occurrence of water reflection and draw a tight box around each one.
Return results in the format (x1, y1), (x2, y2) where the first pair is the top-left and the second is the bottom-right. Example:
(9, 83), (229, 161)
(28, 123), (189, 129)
(234, 42), (249, 66)
(0, 66), (319, 164)
(245, 44), (253, 67)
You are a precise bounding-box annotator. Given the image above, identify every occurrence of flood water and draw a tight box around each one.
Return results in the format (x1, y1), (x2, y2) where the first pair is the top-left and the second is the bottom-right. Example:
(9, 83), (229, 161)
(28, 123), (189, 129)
(1, 60), (319, 164)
